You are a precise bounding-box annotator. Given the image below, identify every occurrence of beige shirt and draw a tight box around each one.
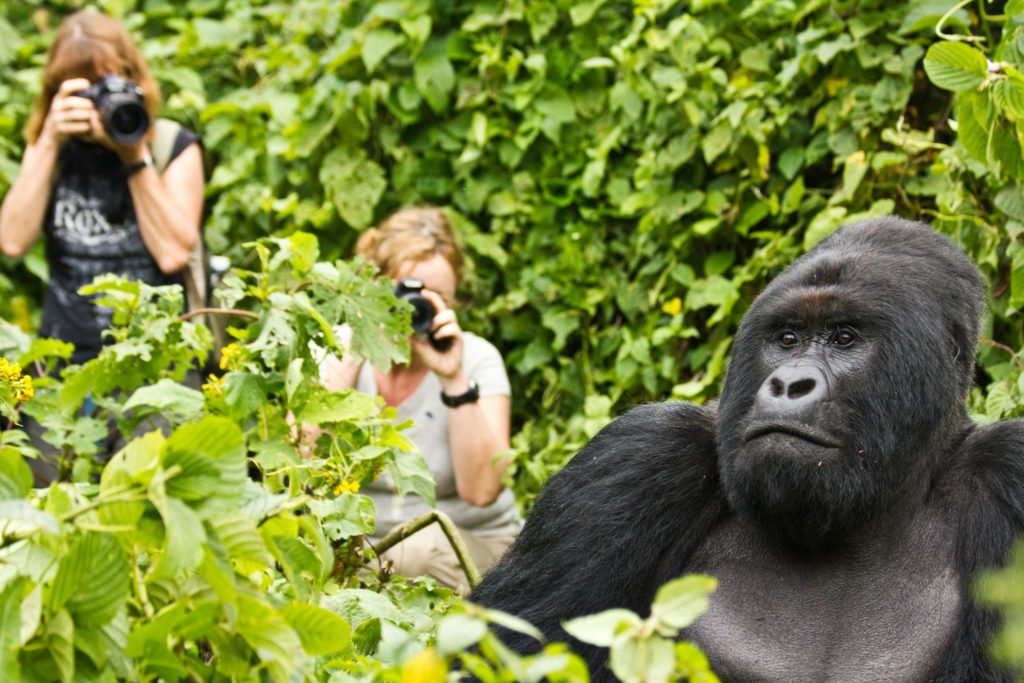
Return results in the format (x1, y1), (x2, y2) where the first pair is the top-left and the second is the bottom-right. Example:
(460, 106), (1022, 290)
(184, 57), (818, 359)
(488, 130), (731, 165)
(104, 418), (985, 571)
(338, 331), (521, 537)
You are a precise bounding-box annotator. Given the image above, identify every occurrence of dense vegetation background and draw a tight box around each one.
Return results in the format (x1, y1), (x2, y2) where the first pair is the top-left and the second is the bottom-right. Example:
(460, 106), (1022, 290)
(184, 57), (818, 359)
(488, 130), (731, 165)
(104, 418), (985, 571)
(1, 0), (1024, 679)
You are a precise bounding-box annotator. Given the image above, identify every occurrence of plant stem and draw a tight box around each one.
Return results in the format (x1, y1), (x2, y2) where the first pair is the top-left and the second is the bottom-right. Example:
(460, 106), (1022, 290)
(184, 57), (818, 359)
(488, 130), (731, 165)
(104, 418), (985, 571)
(180, 307), (259, 322)
(373, 510), (481, 588)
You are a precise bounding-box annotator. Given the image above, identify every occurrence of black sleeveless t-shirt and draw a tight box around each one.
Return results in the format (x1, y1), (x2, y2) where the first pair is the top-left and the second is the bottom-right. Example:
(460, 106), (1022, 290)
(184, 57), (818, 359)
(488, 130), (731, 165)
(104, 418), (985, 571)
(40, 128), (199, 364)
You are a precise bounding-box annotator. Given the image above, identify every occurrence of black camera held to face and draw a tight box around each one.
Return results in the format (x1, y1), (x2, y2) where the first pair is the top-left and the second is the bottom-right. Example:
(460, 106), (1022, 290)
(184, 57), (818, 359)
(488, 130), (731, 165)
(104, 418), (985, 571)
(76, 74), (150, 145)
(394, 278), (453, 352)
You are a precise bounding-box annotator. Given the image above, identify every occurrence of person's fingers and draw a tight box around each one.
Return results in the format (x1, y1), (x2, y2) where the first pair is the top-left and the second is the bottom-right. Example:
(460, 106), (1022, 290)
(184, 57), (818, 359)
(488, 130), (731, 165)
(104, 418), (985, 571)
(419, 288), (449, 313)
(432, 320), (460, 340)
(57, 78), (92, 97)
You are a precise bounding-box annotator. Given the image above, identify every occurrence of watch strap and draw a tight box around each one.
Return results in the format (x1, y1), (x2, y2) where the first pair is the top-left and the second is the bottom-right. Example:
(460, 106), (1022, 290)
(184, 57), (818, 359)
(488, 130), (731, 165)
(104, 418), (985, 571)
(441, 380), (480, 408)
(123, 151), (154, 177)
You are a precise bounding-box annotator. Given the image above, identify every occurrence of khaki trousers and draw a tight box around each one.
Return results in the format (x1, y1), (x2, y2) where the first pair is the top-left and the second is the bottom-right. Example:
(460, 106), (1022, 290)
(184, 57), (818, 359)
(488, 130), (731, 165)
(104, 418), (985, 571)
(376, 523), (517, 595)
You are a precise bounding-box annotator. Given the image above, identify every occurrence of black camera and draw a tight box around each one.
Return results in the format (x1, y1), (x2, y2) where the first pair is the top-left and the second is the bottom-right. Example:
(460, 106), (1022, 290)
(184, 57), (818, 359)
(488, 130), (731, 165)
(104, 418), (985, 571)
(394, 278), (452, 352)
(76, 74), (149, 145)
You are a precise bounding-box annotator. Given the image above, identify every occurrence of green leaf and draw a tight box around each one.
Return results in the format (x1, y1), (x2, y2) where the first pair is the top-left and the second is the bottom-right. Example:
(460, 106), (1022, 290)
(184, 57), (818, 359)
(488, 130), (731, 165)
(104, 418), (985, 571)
(386, 449), (436, 507)
(46, 608), (74, 683)
(436, 613), (488, 655)
(0, 447), (31, 500)
(123, 379), (204, 424)
(414, 38), (455, 113)
(49, 532), (130, 627)
(162, 416), (247, 514)
(924, 42), (987, 92)
(562, 608), (641, 647)
(235, 594), (301, 681)
(995, 184), (1024, 222)
(320, 147), (388, 230)
(279, 602), (352, 656)
(0, 577), (25, 681)
(650, 574), (717, 631)
(308, 494), (376, 540)
(609, 634), (676, 683)
(570, 0), (607, 26)
(210, 511), (273, 566)
(301, 389), (378, 424)
(223, 371), (268, 420)
(362, 29), (404, 73)
(151, 495), (206, 578)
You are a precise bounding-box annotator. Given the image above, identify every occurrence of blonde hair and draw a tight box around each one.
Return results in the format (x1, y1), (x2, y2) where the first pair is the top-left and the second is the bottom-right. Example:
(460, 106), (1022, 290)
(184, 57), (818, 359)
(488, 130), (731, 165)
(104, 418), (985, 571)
(355, 207), (464, 284)
(26, 9), (161, 144)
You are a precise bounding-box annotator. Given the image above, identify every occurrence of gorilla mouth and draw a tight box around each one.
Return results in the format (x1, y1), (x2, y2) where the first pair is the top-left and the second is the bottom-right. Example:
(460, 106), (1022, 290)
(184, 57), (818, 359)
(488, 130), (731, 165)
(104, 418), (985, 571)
(744, 422), (841, 449)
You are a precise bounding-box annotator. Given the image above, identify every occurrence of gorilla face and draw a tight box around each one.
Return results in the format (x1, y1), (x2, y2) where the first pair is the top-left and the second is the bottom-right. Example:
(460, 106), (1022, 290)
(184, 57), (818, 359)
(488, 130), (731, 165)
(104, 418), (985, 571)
(715, 218), (984, 548)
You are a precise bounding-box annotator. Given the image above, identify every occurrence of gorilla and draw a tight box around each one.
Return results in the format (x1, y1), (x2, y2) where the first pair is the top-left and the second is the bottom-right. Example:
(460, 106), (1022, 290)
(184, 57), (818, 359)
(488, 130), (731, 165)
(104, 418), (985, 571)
(472, 218), (1024, 681)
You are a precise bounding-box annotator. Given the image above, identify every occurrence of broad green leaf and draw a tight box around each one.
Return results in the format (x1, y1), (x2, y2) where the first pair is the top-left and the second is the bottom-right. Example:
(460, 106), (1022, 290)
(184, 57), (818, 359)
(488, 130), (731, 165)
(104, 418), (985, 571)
(414, 38), (455, 113)
(363, 29), (404, 73)
(123, 379), (203, 423)
(151, 495), (206, 578)
(609, 634), (676, 683)
(651, 574), (717, 631)
(308, 494), (376, 540)
(562, 608), (641, 647)
(386, 449), (436, 507)
(0, 577), (25, 681)
(924, 42), (987, 91)
(301, 389), (378, 424)
(49, 532), (130, 627)
(210, 511), (272, 565)
(0, 447), (31, 500)
(279, 602), (352, 656)
(46, 608), (75, 683)
(0, 500), (60, 537)
(570, 0), (607, 26)
(162, 416), (247, 513)
(236, 594), (301, 680)
(320, 147), (387, 230)
(436, 613), (488, 655)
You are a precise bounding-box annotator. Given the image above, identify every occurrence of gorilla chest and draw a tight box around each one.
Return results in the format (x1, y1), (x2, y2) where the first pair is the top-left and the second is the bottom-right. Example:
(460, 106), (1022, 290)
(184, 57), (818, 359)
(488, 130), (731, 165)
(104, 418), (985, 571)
(684, 517), (961, 682)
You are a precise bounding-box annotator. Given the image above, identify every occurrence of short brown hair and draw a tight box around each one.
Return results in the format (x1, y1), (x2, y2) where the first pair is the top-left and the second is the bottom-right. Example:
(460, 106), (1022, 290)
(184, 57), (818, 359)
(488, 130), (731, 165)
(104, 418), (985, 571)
(355, 207), (465, 284)
(26, 9), (161, 144)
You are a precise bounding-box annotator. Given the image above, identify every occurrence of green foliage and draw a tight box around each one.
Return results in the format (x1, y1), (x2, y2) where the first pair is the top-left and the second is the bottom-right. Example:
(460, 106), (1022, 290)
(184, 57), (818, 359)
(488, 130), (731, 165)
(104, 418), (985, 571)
(0, 232), (717, 679)
(1, 0), (1022, 507)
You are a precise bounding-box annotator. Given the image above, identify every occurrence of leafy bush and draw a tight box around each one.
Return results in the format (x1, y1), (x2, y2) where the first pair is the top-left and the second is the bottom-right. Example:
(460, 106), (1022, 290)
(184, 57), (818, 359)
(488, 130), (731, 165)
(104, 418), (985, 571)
(4, 0), (1021, 508)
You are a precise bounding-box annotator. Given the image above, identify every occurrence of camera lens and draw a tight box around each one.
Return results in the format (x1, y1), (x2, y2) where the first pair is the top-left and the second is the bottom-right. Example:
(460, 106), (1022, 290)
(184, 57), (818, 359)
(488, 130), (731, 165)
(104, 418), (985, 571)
(103, 99), (149, 144)
(408, 296), (436, 334)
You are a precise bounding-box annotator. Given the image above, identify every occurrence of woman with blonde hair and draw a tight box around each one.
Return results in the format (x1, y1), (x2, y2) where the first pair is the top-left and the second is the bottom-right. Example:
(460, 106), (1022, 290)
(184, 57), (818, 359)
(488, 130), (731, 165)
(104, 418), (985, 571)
(0, 9), (204, 364)
(322, 207), (519, 593)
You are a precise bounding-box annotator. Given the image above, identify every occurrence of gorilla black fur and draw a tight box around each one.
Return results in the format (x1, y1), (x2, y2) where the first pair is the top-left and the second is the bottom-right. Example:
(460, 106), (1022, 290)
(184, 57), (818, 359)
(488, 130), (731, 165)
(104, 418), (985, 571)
(472, 218), (1024, 681)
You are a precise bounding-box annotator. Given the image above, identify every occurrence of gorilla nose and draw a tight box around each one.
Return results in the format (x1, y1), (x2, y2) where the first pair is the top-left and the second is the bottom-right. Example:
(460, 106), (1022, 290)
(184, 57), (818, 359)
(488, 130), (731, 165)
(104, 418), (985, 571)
(755, 364), (829, 418)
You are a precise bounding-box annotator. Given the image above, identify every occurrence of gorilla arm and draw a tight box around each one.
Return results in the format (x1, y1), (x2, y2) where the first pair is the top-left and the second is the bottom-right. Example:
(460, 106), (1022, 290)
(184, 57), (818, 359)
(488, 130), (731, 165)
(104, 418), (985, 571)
(935, 420), (1024, 682)
(470, 402), (726, 667)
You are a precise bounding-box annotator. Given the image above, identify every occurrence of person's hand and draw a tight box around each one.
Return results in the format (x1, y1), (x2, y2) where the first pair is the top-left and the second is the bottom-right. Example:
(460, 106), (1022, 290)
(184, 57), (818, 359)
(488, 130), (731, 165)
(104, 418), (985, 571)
(412, 288), (466, 389)
(39, 79), (94, 148)
(81, 102), (148, 164)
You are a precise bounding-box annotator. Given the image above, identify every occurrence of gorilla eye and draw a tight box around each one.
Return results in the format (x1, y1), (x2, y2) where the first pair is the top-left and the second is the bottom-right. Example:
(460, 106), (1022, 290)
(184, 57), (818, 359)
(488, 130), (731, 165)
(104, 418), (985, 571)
(833, 328), (857, 347)
(779, 331), (799, 347)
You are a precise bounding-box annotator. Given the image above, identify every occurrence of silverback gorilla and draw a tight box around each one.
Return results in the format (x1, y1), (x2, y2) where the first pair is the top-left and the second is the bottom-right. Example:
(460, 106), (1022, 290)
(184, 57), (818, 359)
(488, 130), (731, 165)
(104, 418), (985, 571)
(472, 217), (1024, 681)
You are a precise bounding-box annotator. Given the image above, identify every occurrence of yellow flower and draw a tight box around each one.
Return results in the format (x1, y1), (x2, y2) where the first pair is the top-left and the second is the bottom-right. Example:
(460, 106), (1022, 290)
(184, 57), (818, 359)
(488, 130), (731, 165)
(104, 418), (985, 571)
(0, 358), (21, 383)
(14, 375), (33, 402)
(333, 480), (360, 496)
(0, 359), (33, 404)
(661, 297), (683, 317)
(400, 648), (447, 683)
(201, 374), (224, 396)
(219, 343), (242, 371)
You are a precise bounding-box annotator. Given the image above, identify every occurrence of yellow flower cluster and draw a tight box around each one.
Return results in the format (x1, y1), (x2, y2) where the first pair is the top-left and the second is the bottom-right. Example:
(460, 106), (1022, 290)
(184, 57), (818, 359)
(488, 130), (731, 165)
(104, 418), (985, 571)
(662, 297), (683, 317)
(0, 358), (34, 403)
(219, 342), (242, 371)
(201, 373), (224, 396)
(333, 480), (360, 496)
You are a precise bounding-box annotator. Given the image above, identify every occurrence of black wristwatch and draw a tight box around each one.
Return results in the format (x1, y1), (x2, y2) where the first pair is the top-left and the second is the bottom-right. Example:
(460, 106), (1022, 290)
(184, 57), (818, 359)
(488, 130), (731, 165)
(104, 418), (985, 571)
(441, 381), (480, 408)
(123, 152), (154, 177)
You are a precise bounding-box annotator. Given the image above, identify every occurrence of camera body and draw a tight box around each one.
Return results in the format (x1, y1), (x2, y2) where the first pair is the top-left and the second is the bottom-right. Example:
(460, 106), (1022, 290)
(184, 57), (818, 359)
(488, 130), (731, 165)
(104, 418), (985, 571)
(393, 278), (452, 352)
(76, 74), (149, 145)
